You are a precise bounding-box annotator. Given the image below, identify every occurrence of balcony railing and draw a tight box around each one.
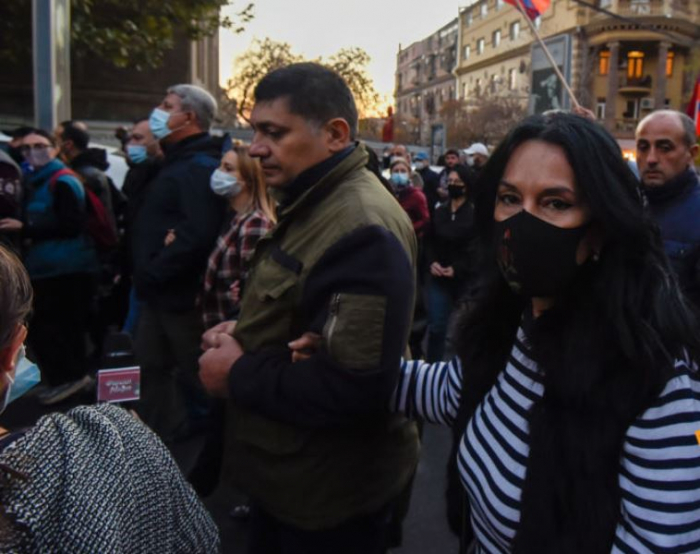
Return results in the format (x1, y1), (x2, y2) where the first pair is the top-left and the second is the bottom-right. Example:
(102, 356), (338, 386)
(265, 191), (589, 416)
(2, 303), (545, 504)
(586, 0), (696, 22)
(613, 118), (641, 138)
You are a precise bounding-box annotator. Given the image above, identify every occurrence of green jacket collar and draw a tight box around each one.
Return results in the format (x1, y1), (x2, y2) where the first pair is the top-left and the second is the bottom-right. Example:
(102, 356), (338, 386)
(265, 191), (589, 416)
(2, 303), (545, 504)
(276, 143), (370, 221)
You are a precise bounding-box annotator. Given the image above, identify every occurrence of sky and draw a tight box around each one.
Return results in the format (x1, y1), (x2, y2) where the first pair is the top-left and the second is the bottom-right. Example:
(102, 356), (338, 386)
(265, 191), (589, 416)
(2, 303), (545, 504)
(219, 0), (461, 110)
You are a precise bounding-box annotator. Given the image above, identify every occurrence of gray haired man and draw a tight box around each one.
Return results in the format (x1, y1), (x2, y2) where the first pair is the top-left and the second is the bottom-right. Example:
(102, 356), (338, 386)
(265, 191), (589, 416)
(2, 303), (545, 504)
(132, 84), (226, 441)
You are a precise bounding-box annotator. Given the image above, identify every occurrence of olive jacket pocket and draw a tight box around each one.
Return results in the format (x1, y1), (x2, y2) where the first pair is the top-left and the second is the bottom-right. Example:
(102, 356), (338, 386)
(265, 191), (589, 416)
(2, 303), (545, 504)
(322, 293), (387, 372)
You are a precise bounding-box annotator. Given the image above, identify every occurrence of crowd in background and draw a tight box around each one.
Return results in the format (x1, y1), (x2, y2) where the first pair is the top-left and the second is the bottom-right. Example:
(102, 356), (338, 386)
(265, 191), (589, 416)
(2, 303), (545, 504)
(0, 63), (698, 554)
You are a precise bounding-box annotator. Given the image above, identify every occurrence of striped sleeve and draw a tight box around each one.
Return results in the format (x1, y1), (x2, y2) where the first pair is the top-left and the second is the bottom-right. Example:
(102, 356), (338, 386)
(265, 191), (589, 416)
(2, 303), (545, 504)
(392, 356), (463, 426)
(613, 362), (700, 553)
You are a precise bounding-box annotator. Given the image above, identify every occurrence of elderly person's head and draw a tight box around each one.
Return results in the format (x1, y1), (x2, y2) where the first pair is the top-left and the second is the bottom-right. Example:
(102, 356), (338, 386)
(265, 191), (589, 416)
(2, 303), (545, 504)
(149, 84), (218, 144)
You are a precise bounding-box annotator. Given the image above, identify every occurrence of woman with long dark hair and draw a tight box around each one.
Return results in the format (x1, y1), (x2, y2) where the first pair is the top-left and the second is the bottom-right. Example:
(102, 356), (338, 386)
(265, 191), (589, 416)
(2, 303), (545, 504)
(425, 163), (478, 362)
(392, 112), (700, 552)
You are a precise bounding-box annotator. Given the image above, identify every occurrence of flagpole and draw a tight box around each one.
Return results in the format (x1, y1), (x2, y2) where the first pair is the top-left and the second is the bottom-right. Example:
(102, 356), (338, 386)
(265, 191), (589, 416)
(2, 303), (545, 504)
(513, 1), (581, 110)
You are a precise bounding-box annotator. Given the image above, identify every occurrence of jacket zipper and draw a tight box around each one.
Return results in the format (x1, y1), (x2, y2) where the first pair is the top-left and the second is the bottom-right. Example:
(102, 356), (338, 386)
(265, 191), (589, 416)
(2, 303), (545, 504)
(326, 293), (341, 347)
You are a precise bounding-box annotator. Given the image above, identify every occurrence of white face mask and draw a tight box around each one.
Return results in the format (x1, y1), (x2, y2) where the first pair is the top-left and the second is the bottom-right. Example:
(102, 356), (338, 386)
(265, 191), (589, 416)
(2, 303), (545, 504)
(210, 169), (242, 197)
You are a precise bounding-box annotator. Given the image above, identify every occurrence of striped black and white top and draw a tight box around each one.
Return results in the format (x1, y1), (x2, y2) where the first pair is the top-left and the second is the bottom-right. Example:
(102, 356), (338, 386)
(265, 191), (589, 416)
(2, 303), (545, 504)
(394, 327), (700, 553)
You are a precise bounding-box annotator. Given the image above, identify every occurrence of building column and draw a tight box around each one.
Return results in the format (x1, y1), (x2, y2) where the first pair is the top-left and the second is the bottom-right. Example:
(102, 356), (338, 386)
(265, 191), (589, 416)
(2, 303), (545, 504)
(654, 41), (671, 109)
(604, 41), (619, 132)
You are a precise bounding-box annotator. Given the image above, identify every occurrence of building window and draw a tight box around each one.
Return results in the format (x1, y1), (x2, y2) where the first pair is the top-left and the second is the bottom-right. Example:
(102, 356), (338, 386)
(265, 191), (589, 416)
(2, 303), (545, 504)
(466, 11), (473, 26)
(627, 51), (644, 79)
(490, 74), (499, 94)
(493, 30), (501, 48)
(480, 2), (488, 17)
(666, 51), (674, 77)
(510, 21), (520, 40)
(596, 99), (606, 119)
(477, 38), (485, 55)
(534, 16), (541, 29)
(496, 0), (504, 9)
(509, 68), (517, 90)
(462, 82), (467, 98)
(476, 78), (482, 95)
(598, 0), (611, 7)
(599, 50), (610, 75)
(464, 44), (471, 60)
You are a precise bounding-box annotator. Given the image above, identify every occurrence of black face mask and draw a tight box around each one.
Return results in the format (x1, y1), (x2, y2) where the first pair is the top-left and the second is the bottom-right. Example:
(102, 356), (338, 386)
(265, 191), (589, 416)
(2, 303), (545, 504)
(495, 210), (590, 298)
(447, 185), (466, 199)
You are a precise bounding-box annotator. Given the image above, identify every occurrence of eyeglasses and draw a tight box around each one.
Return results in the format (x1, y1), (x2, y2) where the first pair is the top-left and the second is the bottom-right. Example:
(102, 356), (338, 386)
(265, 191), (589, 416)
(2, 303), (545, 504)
(19, 143), (51, 153)
(446, 180), (464, 186)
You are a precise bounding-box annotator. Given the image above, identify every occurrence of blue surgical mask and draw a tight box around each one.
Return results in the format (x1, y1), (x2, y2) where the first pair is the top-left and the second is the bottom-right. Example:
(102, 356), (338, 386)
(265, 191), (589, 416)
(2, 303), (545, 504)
(149, 108), (172, 140)
(0, 346), (41, 413)
(210, 169), (242, 197)
(391, 172), (410, 187)
(127, 145), (148, 165)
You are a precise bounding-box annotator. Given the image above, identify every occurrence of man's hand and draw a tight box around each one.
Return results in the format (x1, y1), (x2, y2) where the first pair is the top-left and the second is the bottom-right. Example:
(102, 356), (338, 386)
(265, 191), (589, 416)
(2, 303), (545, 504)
(572, 105), (596, 122)
(288, 332), (322, 363)
(0, 218), (23, 231)
(442, 266), (455, 278)
(430, 262), (446, 277)
(201, 320), (237, 351)
(198, 333), (244, 398)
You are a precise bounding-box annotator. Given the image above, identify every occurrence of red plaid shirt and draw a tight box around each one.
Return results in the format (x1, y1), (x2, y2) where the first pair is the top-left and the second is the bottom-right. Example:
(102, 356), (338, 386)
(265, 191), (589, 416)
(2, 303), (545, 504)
(201, 209), (274, 329)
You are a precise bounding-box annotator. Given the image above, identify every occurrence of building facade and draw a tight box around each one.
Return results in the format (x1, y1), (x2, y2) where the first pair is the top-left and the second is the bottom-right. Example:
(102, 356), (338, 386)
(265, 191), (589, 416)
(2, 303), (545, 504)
(395, 19), (459, 146)
(451, 0), (699, 147)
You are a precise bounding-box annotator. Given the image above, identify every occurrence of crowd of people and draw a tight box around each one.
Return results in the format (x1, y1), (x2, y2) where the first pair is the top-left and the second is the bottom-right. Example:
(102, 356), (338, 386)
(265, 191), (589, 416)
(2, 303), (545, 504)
(0, 60), (697, 553)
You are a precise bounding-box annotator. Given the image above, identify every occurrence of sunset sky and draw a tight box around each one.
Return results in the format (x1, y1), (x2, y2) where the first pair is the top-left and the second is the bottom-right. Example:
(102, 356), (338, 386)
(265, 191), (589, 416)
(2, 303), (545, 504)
(219, 0), (461, 110)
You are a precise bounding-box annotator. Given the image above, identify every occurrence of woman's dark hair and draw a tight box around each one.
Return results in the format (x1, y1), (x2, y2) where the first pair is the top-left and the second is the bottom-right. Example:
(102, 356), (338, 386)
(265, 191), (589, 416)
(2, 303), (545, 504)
(446, 164), (475, 201)
(24, 129), (56, 148)
(454, 112), (700, 553)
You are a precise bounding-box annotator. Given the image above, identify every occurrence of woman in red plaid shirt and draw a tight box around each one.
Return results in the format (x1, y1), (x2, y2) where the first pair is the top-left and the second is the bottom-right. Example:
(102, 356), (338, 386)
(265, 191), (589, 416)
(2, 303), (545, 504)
(201, 144), (276, 329)
(188, 144), (275, 498)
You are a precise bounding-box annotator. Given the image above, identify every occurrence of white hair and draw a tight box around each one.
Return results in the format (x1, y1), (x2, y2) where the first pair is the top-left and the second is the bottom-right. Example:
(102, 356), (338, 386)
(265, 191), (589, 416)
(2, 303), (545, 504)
(167, 84), (217, 130)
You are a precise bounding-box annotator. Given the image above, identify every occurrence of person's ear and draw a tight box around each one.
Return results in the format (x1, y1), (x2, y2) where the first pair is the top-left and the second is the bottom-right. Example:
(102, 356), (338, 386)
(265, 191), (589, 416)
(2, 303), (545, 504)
(324, 118), (351, 152)
(0, 325), (27, 377)
(689, 143), (699, 165)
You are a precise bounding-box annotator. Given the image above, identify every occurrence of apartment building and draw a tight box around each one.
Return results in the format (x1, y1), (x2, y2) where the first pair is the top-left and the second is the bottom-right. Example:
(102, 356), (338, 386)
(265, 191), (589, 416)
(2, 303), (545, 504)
(395, 19), (459, 146)
(455, 0), (700, 143)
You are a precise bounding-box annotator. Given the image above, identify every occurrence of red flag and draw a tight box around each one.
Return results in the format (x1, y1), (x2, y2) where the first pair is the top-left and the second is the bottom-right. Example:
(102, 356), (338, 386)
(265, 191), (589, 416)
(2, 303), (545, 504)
(686, 76), (700, 135)
(505, 0), (551, 20)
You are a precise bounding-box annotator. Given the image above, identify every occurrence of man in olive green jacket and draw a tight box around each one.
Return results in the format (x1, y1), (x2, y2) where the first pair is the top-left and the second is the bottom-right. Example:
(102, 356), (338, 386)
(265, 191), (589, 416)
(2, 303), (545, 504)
(199, 63), (420, 553)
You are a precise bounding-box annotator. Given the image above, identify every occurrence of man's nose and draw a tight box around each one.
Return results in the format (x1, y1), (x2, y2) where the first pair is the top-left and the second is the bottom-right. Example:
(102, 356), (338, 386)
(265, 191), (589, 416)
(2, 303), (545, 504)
(646, 148), (658, 165)
(249, 137), (268, 158)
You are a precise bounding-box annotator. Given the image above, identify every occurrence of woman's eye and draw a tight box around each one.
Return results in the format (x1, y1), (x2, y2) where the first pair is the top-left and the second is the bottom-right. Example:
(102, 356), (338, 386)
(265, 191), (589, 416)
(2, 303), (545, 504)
(498, 194), (520, 206)
(545, 199), (573, 210)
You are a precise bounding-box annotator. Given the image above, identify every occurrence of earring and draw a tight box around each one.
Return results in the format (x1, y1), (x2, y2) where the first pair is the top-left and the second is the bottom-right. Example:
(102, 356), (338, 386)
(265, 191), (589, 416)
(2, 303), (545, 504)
(592, 251), (600, 262)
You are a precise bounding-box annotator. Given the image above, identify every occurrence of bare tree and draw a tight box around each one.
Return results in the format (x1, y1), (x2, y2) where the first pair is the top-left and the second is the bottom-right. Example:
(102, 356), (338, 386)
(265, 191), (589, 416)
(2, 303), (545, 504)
(226, 38), (381, 121)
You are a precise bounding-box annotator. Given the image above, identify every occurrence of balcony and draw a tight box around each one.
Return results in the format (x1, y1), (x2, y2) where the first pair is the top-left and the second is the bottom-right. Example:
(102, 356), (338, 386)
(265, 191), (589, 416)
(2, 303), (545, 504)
(618, 73), (653, 95)
(585, 0), (696, 23)
(613, 117), (641, 139)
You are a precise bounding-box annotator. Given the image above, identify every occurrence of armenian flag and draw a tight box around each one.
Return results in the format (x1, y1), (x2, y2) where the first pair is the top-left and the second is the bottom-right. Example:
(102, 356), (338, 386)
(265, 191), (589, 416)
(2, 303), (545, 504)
(505, 0), (552, 20)
(685, 76), (700, 136)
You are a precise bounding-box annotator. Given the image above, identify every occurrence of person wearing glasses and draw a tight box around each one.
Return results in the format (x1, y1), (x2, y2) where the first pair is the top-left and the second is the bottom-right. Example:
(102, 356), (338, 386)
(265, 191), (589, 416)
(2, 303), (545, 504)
(0, 129), (98, 406)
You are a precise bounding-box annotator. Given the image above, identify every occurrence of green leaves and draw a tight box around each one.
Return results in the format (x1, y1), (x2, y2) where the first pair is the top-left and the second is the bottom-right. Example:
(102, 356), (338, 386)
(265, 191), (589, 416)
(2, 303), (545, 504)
(0, 0), (254, 70)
